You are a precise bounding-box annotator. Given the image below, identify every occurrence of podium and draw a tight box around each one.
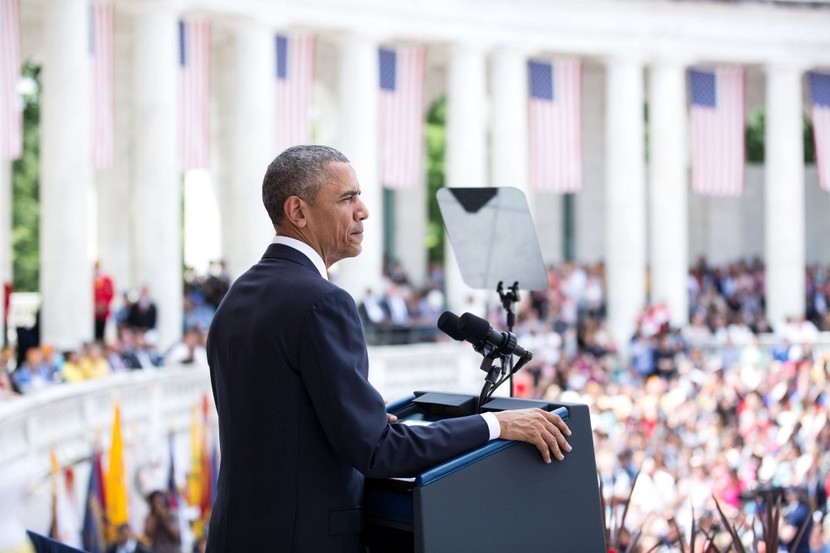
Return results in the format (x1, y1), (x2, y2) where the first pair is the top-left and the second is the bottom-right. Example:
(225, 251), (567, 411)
(364, 392), (607, 552)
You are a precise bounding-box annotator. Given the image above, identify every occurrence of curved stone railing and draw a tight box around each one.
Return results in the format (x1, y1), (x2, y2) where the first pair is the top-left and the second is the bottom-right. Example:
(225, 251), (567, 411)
(0, 341), (484, 549)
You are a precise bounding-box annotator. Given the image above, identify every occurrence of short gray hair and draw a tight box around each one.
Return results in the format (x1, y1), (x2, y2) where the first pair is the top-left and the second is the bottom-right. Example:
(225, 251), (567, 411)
(262, 145), (350, 227)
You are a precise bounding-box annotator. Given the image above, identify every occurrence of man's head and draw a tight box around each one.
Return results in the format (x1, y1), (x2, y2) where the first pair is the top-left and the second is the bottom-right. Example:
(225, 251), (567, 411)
(115, 523), (132, 545)
(262, 145), (350, 227)
(262, 145), (369, 268)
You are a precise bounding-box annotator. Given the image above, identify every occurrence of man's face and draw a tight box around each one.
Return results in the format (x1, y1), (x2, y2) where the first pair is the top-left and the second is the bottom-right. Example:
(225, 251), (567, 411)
(304, 162), (369, 267)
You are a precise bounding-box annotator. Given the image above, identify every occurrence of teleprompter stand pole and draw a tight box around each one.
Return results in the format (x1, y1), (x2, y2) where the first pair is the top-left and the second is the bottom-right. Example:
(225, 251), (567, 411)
(496, 281), (520, 397)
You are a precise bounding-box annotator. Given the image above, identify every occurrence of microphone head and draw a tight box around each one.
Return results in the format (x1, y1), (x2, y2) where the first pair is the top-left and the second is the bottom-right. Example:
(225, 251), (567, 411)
(458, 312), (491, 343)
(437, 311), (466, 341)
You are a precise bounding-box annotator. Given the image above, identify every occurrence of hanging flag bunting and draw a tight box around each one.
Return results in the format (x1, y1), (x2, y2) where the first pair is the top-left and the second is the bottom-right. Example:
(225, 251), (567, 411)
(0, 0), (22, 160)
(809, 71), (830, 191)
(274, 33), (315, 153)
(90, 3), (114, 169)
(689, 67), (745, 196)
(179, 19), (211, 171)
(528, 58), (582, 193)
(378, 45), (425, 190)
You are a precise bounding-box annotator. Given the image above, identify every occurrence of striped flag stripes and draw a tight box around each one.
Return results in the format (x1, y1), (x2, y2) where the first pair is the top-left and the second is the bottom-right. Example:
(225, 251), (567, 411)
(809, 71), (830, 191)
(274, 33), (315, 153)
(527, 58), (582, 193)
(0, 0), (21, 160)
(689, 67), (745, 196)
(179, 19), (211, 171)
(378, 45), (425, 190)
(90, 2), (114, 169)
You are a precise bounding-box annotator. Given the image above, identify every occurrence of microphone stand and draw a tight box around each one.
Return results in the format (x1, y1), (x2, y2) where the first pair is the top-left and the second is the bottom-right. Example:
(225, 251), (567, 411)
(475, 348), (533, 413)
(496, 281), (520, 397)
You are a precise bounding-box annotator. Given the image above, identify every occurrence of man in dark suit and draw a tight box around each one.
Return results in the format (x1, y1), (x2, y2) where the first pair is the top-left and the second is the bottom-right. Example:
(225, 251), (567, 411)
(104, 524), (151, 553)
(206, 145), (572, 553)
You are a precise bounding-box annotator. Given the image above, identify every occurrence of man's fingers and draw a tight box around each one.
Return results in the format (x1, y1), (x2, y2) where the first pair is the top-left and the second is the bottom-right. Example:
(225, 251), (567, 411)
(547, 411), (572, 436)
(534, 436), (553, 464)
(542, 426), (566, 462)
(494, 408), (573, 463)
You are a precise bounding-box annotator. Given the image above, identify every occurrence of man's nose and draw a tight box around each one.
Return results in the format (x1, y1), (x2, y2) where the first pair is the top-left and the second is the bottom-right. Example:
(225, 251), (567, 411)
(356, 197), (369, 220)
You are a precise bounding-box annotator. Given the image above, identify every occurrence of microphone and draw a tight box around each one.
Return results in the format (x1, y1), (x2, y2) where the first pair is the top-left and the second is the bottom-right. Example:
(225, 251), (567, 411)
(437, 311), (468, 342)
(457, 312), (532, 361)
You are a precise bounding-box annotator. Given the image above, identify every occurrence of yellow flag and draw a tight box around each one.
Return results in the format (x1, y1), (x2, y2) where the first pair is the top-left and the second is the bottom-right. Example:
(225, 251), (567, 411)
(188, 405), (204, 537)
(105, 403), (128, 539)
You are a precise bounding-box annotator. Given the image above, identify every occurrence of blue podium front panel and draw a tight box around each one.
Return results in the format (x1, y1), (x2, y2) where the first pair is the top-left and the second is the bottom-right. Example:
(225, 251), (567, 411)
(364, 393), (606, 553)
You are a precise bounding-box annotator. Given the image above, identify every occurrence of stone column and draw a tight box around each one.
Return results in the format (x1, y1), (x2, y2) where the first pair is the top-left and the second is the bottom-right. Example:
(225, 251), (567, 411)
(225, 21), (276, 279)
(132, 7), (181, 349)
(648, 61), (689, 327)
(442, 43), (489, 316)
(0, 161), (9, 345)
(332, 34), (383, 298)
(490, 49), (528, 195)
(40, 0), (93, 348)
(764, 63), (805, 329)
(604, 57), (646, 349)
(393, 180), (428, 289)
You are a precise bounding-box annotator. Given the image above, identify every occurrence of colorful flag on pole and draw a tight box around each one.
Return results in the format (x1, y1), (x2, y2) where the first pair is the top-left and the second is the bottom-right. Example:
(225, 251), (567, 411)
(179, 19), (211, 171)
(187, 397), (214, 539)
(809, 71), (830, 191)
(105, 404), (128, 541)
(89, 3), (113, 169)
(0, 0), (22, 160)
(166, 431), (194, 549)
(689, 67), (745, 196)
(49, 449), (82, 547)
(528, 58), (582, 193)
(167, 432), (180, 511)
(274, 33), (315, 153)
(378, 45), (425, 190)
(82, 446), (106, 553)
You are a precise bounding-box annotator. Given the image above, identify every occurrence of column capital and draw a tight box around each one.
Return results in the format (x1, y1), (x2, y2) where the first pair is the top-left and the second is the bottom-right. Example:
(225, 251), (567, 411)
(331, 29), (386, 48)
(764, 58), (810, 76)
(603, 50), (647, 68)
(448, 39), (491, 56)
(212, 14), (278, 35)
(122, 0), (177, 18)
(647, 54), (693, 71)
(490, 44), (533, 60)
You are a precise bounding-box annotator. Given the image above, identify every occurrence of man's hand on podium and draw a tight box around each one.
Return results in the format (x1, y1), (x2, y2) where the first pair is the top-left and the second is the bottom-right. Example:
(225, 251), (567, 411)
(494, 409), (572, 464)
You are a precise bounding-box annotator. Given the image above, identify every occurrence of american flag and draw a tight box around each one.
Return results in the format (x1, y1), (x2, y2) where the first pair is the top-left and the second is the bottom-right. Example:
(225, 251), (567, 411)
(689, 67), (745, 196)
(274, 33), (315, 153)
(378, 45), (425, 190)
(90, 3), (113, 169)
(0, 0), (21, 160)
(809, 71), (830, 191)
(527, 58), (582, 193)
(179, 19), (211, 171)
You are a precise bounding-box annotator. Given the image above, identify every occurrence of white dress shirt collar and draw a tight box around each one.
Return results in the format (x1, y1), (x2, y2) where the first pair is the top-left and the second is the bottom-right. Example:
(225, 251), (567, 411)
(272, 235), (328, 281)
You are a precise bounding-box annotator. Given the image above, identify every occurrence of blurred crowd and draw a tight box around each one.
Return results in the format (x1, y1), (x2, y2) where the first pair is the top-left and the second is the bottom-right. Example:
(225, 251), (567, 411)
(0, 261), (228, 397)
(3, 256), (830, 549)
(498, 258), (830, 552)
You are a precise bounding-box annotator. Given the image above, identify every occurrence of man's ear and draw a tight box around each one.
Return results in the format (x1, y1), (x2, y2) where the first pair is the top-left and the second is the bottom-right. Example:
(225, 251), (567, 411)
(283, 196), (308, 228)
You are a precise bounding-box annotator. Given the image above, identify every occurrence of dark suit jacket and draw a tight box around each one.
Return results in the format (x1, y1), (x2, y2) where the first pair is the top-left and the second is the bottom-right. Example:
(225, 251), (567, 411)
(206, 244), (488, 553)
(104, 542), (151, 553)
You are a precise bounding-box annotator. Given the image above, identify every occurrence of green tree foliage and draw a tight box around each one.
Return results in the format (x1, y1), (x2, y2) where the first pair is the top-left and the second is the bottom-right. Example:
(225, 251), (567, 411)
(11, 62), (40, 292)
(425, 96), (446, 264)
(745, 106), (816, 164)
